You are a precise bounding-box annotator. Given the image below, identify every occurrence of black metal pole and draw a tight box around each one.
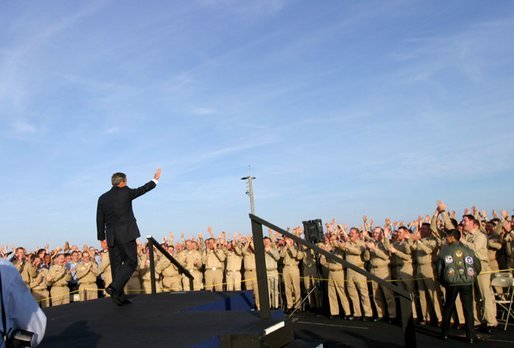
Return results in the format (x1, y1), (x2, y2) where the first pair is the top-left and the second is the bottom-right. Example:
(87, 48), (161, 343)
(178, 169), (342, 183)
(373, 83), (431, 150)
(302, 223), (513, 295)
(148, 238), (157, 295)
(400, 295), (416, 347)
(251, 219), (271, 319)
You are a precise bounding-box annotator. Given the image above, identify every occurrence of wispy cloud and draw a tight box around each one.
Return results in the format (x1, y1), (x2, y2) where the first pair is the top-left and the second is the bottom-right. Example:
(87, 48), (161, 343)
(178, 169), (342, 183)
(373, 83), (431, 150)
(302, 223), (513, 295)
(196, 0), (290, 17)
(12, 120), (37, 134)
(0, 1), (106, 116)
(190, 107), (217, 116)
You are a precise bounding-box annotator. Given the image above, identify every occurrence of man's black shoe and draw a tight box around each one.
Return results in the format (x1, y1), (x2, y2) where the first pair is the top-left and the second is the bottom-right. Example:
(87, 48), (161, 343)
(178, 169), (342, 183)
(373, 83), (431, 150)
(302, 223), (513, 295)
(440, 334), (448, 340)
(119, 292), (132, 305)
(106, 286), (124, 306)
(345, 316), (354, 321)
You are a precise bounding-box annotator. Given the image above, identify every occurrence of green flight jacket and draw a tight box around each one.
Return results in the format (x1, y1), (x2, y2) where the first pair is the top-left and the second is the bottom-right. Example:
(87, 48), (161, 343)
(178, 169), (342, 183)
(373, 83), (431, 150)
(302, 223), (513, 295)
(437, 242), (481, 286)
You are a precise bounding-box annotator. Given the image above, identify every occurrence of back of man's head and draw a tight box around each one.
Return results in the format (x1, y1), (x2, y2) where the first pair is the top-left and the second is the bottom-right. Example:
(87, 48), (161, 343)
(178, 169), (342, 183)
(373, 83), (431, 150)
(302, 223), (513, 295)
(111, 172), (127, 186)
(446, 229), (461, 242)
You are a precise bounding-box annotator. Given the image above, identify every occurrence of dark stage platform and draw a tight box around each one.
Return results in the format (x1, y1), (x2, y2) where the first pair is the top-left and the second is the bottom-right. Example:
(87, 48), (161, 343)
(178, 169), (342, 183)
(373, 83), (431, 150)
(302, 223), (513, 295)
(41, 291), (514, 348)
(41, 291), (290, 348)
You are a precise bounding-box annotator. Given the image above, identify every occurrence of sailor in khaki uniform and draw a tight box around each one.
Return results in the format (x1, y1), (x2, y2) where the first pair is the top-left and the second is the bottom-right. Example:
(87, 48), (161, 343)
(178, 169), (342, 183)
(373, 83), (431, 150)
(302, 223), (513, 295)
(461, 214), (497, 330)
(344, 227), (372, 320)
(98, 248), (112, 296)
(178, 240), (203, 291)
(13, 247), (35, 287)
(46, 254), (71, 306)
(263, 237), (281, 308)
(160, 244), (183, 292)
(302, 246), (320, 310)
(139, 247), (162, 294)
(242, 237), (260, 309)
(224, 240), (243, 291)
(30, 258), (50, 308)
(76, 250), (99, 301)
(389, 226), (418, 319)
(203, 238), (226, 291)
(412, 223), (443, 324)
(280, 236), (305, 312)
(366, 227), (396, 321)
(320, 234), (351, 319)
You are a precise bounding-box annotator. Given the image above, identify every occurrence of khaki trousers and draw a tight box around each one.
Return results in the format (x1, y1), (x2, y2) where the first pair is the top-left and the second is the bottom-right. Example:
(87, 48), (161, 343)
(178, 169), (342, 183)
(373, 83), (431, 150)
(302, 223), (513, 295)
(182, 270), (203, 291)
(32, 289), (50, 308)
(142, 279), (162, 294)
(397, 264), (418, 319)
(327, 270), (351, 316)
(346, 268), (372, 317)
(244, 269), (260, 309)
(162, 275), (183, 292)
(50, 286), (69, 306)
(225, 271), (242, 291)
(371, 266), (396, 318)
(416, 263), (443, 322)
(283, 265), (301, 309)
(205, 269), (224, 291)
(78, 283), (98, 301)
(474, 262), (497, 326)
(267, 270), (280, 308)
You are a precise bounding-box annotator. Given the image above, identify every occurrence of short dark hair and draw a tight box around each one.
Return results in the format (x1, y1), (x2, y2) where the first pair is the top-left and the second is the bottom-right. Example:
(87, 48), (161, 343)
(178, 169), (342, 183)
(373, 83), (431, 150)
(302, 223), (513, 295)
(463, 214), (478, 225)
(112, 172), (127, 186)
(446, 229), (461, 241)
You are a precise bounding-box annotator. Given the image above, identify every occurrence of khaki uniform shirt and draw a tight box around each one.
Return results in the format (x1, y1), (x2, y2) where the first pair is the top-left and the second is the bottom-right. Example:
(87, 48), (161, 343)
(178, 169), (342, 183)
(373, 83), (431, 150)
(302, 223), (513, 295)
(391, 240), (413, 268)
(345, 239), (368, 268)
(224, 245), (243, 272)
(461, 228), (488, 264)
(412, 237), (439, 265)
(76, 261), (99, 284)
(30, 267), (49, 290)
(264, 246), (280, 271)
(46, 264), (71, 287)
(280, 245), (305, 266)
(202, 248), (226, 270)
(369, 241), (390, 268)
(242, 243), (256, 270)
(178, 249), (203, 272)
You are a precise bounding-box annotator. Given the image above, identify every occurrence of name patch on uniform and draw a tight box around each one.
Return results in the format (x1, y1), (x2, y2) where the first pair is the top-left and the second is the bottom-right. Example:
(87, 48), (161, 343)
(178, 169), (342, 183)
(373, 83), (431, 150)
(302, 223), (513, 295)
(467, 268), (475, 276)
(465, 256), (473, 265)
(445, 256), (454, 264)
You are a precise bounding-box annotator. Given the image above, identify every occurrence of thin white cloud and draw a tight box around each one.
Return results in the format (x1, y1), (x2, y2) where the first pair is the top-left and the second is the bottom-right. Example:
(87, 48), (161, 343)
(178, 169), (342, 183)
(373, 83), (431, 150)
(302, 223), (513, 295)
(196, 0), (290, 17)
(103, 126), (120, 135)
(191, 107), (217, 116)
(12, 120), (37, 134)
(0, 1), (107, 115)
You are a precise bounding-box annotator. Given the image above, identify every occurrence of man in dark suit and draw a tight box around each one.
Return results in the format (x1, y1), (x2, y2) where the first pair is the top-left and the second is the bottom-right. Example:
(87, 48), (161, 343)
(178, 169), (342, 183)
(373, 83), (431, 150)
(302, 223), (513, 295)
(97, 169), (161, 305)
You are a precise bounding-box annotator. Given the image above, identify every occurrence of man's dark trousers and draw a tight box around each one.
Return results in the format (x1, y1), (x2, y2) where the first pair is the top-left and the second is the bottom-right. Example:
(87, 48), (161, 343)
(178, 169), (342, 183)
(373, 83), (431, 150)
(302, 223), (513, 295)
(109, 240), (138, 294)
(442, 285), (475, 340)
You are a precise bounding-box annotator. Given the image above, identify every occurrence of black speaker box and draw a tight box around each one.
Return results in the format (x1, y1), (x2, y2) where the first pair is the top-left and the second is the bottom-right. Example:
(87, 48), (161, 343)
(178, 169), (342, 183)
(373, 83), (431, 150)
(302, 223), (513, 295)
(302, 219), (324, 244)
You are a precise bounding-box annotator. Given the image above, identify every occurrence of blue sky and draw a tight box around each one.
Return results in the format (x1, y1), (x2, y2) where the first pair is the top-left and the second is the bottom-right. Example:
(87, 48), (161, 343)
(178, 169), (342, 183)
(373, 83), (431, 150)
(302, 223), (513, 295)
(1, 0), (513, 250)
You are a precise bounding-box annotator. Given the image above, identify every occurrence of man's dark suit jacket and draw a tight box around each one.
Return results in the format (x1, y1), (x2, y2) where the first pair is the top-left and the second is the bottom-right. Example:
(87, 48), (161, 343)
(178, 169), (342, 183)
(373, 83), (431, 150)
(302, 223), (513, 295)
(96, 181), (156, 247)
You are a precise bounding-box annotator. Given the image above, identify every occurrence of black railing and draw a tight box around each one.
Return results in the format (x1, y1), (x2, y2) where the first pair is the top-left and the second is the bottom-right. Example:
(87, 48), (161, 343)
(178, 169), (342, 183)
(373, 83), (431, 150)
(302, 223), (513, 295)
(146, 236), (194, 293)
(249, 214), (416, 348)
